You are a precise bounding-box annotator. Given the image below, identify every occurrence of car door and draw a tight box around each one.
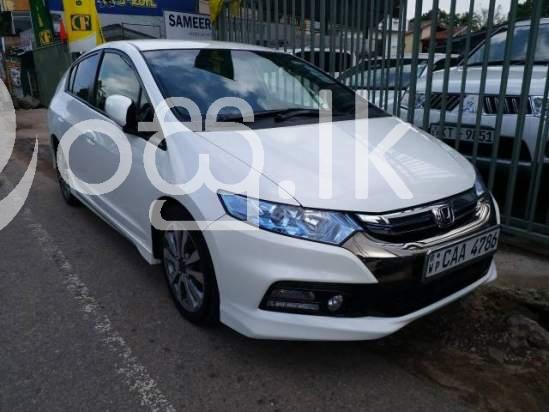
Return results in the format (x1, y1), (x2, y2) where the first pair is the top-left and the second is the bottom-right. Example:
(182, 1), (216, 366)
(90, 50), (159, 243)
(62, 52), (103, 209)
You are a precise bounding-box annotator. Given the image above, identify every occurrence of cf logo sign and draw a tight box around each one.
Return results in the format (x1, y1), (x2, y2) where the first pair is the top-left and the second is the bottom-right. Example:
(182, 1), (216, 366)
(71, 14), (92, 31)
(432, 204), (455, 228)
(38, 29), (53, 45)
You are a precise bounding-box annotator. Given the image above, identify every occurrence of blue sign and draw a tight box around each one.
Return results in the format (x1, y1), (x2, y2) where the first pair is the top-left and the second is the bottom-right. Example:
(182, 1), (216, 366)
(47, 0), (196, 16)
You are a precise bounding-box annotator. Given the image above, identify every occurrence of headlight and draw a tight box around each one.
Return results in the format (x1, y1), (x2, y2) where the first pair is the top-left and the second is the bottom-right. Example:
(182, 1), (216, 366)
(401, 92), (426, 109)
(531, 96), (547, 117)
(462, 95), (478, 113)
(218, 192), (361, 245)
(474, 172), (488, 197)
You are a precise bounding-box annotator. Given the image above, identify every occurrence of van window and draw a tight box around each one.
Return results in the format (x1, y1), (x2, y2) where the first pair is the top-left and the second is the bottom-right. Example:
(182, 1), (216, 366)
(468, 24), (549, 65)
(302, 51), (352, 72)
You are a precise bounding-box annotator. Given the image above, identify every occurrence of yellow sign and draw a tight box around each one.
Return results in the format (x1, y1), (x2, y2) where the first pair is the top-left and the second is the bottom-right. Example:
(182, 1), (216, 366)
(209, 0), (240, 24)
(63, 0), (104, 53)
(70, 14), (92, 31)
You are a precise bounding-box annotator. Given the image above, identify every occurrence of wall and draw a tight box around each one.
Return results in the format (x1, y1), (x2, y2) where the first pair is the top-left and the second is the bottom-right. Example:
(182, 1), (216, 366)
(47, 0), (199, 39)
(2, 0), (30, 11)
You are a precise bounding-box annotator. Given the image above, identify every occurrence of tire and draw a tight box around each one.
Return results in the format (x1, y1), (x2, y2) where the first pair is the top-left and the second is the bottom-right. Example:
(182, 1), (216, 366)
(161, 213), (219, 325)
(53, 140), (80, 207)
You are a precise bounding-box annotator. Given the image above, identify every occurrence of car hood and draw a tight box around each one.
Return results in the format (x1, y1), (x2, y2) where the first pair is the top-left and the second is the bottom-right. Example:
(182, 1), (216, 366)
(417, 65), (547, 95)
(197, 117), (475, 213)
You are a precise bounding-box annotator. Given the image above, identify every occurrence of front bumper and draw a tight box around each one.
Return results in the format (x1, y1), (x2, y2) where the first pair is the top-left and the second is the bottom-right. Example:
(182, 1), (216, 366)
(403, 108), (549, 166)
(205, 193), (498, 340)
(220, 262), (496, 340)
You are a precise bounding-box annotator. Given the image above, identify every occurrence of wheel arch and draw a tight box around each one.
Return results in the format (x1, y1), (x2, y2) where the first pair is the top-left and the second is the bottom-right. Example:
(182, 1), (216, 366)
(50, 134), (59, 166)
(50, 133), (59, 152)
(151, 196), (195, 260)
(152, 195), (221, 322)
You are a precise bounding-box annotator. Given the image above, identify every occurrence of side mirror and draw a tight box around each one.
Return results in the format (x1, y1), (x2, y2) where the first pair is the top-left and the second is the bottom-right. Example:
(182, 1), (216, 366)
(105, 94), (133, 128)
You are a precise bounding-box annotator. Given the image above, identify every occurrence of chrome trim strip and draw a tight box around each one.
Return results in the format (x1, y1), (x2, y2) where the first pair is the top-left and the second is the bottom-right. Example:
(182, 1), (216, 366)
(356, 192), (477, 225)
(357, 202), (452, 225)
(344, 198), (493, 261)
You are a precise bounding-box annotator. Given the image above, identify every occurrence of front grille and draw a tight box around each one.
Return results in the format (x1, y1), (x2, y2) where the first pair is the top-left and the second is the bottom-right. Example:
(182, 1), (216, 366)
(357, 189), (480, 244)
(483, 95), (533, 115)
(445, 137), (532, 162)
(428, 94), (533, 115)
(350, 255), (493, 317)
(429, 93), (462, 111)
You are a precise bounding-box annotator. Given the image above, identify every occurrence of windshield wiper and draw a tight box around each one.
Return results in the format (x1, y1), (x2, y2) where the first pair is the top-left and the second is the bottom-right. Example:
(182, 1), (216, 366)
(217, 108), (350, 124)
(274, 108), (352, 122)
(216, 110), (288, 123)
(274, 108), (320, 122)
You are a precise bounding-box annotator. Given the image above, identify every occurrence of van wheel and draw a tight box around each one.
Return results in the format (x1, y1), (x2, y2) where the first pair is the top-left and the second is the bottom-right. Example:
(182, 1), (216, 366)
(162, 223), (219, 325)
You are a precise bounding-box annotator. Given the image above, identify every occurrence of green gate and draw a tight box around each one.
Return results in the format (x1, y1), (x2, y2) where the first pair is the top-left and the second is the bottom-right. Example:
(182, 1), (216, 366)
(33, 42), (73, 107)
(215, 0), (549, 246)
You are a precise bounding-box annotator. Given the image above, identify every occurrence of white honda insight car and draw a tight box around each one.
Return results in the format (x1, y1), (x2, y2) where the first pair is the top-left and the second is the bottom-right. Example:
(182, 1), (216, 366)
(49, 40), (499, 341)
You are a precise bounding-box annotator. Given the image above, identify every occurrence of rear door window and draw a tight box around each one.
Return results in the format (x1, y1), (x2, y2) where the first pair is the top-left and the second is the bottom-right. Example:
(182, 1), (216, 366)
(71, 53), (101, 104)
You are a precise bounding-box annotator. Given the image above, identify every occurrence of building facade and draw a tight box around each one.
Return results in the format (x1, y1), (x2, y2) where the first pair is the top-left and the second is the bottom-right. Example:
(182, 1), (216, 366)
(46, 0), (200, 40)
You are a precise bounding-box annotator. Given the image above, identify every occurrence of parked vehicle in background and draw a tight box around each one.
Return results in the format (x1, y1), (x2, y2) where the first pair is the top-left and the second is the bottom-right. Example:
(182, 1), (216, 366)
(287, 47), (357, 77)
(49, 40), (499, 341)
(339, 53), (461, 110)
(402, 19), (549, 168)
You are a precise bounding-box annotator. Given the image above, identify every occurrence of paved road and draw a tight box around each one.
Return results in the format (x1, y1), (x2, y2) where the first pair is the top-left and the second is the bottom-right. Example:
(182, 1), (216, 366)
(0, 119), (470, 411)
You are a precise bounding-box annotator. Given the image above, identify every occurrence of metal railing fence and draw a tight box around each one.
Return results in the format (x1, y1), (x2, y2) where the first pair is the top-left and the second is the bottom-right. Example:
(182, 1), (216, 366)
(215, 0), (549, 245)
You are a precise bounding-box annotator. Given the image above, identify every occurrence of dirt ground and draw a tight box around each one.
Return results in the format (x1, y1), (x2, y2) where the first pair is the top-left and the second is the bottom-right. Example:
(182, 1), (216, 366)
(12, 108), (549, 411)
(375, 285), (549, 411)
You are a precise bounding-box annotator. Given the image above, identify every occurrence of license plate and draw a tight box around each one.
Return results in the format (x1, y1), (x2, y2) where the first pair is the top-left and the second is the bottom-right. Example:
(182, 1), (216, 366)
(424, 228), (499, 279)
(430, 125), (495, 144)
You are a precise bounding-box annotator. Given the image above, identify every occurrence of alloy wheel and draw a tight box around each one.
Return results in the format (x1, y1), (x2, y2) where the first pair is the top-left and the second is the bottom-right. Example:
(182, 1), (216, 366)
(163, 229), (205, 313)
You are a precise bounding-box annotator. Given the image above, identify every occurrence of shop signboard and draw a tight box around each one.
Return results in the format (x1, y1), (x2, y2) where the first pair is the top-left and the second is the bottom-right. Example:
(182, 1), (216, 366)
(164, 10), (212, 40)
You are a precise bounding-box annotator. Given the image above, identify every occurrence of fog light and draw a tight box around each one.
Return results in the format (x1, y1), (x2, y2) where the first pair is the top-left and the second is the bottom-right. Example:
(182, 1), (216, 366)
(266, 300), (320, 311)
(327, 294), (344, 312)
(270, 288), (315, 301)
(264, 288), (320, 313)
(261, 283), (353, 316)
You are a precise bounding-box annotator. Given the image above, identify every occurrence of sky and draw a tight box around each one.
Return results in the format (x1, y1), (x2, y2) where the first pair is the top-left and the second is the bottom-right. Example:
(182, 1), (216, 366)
(406, 0), (514, 19)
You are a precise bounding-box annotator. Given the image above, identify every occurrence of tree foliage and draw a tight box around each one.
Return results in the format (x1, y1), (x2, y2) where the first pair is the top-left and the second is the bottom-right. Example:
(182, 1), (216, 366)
(516, 0), (549, 20)
(416, 2), (548, 33)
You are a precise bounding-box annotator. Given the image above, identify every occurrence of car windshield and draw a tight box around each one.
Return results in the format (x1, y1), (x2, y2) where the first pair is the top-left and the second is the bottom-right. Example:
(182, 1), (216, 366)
(143, 49), (387, 126)
(468, 23), (549, 65)
(339, 59), (428, 90)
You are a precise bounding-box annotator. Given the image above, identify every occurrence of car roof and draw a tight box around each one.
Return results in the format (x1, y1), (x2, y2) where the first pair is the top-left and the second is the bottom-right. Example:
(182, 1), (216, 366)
(360, 53), (459, 61)
(290, 47), (352, 53)
(98, 39), (278, 53)
(515, 18), (549, 27)
(346, 53), (459, 68)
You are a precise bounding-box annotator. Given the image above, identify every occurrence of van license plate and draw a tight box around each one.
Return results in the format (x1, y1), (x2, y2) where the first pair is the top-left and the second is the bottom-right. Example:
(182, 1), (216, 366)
(424, 228), (499, 279)
(430, 125), (494, 144)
